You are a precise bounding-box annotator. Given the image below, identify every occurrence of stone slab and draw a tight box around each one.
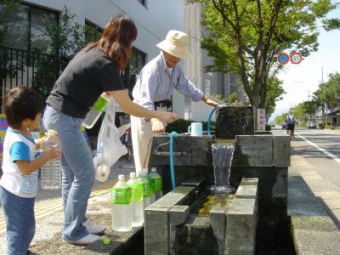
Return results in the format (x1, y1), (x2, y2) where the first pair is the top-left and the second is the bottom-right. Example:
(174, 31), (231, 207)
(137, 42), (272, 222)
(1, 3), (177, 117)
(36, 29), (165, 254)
(210, 206), (227, 255)
(235, 178), (258, 199)
(149, 135), (214, 167)
(236, 135), (273, 167)
(272, 131), (291, 167)
(144, 206), (169, 255)
(226, 198), (257, 254)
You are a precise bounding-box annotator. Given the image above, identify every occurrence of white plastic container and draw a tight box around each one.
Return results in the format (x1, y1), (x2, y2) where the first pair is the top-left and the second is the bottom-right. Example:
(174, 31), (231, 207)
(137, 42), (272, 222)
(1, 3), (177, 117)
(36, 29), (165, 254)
(127, 172), (144, 227)
(83, 94), (109, 129)
(111, 175), (132, 232)
(150, 167), (163, 200)
(137, 170), (151, 209)
(40, 131), (61, 190)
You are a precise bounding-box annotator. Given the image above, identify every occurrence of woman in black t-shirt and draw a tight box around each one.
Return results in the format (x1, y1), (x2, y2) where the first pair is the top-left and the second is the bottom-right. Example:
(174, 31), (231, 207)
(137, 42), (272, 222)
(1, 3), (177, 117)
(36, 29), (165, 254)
(43, 14), (177, 246)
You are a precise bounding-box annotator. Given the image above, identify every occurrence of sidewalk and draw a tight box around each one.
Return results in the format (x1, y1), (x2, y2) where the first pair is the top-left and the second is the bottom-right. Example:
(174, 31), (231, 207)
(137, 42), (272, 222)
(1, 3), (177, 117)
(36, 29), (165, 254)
(289, 153), (340, 228)
(0, 158), (138, 255)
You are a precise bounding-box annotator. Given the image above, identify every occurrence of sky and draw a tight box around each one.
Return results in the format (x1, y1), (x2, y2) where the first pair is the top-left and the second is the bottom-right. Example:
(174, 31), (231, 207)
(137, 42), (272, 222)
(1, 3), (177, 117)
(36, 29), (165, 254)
(269, 4), (340, 121)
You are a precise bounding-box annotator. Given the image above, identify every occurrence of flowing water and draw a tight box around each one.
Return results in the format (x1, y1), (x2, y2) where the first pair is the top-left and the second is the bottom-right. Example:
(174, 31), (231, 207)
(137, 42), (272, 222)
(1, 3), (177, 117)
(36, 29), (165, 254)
(210, 143), (235, 194)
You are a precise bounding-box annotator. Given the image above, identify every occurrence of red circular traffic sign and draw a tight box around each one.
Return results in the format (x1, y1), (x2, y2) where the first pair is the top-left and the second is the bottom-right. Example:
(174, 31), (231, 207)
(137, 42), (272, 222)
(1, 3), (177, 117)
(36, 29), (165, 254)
(277, 52), (289, 65)
(290, 52), (302, 64)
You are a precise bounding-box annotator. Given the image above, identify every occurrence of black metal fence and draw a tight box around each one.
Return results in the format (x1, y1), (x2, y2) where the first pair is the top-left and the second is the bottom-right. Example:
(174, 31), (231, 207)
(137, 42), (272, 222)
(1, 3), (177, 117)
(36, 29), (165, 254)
(0, 47), (60, 111)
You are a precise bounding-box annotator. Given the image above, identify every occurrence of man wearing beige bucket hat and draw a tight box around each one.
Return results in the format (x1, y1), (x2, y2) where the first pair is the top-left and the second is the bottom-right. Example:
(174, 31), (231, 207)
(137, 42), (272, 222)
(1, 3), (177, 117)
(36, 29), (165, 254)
(131, 30), (219, 176)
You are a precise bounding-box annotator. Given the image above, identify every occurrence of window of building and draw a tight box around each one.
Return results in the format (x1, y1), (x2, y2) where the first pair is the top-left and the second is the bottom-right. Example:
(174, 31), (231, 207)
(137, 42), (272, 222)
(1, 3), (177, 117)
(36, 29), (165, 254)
(137, 0), (147, 7)
(2, 4), (58, 53)
(124, 48), (146, 93)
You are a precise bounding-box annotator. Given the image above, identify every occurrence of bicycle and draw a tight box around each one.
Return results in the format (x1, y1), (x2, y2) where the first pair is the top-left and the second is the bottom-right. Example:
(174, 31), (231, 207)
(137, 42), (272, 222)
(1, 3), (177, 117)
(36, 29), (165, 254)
(121, 128), (133, 161)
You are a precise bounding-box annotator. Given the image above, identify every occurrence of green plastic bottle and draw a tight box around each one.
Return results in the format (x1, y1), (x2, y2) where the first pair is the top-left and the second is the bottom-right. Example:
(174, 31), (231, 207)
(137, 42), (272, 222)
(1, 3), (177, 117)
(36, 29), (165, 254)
(150, 167), (163, 200)
(127, 172), (144, 227)
(137, 169), (151, 209)
(142, 168), (156, 204)
(111, 175), (132, 232)
(83, 94), (109, 129)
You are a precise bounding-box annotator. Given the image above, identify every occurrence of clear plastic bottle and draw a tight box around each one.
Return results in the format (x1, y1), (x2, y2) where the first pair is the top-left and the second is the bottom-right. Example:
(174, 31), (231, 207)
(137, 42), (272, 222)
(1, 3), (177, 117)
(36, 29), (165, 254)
(143, 169), (156, 204)
(127, 172), (144, 227)
(82, 94), (109, 129)
(111, 175), (132, 232)
(150, 167), (163, 201)
(40, 130), (62, 190)
(137, 170), (151, 209)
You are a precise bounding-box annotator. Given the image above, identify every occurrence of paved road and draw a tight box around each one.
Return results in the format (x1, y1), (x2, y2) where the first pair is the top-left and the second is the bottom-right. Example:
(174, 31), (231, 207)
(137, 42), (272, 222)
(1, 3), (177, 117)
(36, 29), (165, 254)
(293, 128), (340, 189)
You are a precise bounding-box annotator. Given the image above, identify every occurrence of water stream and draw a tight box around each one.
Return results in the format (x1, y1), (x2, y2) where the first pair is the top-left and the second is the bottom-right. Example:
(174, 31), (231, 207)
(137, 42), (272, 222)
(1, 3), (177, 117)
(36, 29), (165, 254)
(210, 143), (235, 194)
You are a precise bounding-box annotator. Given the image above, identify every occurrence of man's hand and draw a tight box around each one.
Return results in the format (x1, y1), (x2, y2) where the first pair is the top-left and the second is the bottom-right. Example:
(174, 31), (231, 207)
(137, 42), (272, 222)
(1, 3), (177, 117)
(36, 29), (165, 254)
(151, 119), (166, 133)
(158, 112), (178, 124)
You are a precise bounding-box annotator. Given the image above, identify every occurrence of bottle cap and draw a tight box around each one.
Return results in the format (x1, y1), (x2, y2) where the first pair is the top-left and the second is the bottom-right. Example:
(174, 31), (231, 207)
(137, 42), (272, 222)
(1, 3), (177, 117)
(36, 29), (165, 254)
(151, 167), (157, 172)
(118, 175), (124, 181)
(103, 237), (111, 245)
(130, 172), (136, 178)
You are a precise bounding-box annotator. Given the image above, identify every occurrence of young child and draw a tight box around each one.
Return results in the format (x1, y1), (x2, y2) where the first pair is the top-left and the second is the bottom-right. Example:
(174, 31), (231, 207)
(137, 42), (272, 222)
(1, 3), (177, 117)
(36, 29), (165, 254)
(0, 86), (61, 255)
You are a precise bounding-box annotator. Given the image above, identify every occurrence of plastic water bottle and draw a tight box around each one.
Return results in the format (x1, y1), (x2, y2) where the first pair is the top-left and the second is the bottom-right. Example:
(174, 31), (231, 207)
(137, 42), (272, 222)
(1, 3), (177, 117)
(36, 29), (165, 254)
(40, 130), (62, 190)
(83, 94), (109, 129)
(142, 169), (156, 204)
(150, 167), (163, 200)
(111, 175), (132, 232)
(127, 172), (144, 227)
(137, 170), (151, 209)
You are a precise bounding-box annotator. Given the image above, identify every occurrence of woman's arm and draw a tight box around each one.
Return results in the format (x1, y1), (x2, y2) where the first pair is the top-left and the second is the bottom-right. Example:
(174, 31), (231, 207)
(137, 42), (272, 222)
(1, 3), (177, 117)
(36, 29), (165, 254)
(106, 90), (178, 123)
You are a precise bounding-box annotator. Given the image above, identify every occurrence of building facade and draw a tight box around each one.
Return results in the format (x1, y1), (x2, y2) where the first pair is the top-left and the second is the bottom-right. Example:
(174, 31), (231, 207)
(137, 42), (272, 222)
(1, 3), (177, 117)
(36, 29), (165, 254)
(1, 0), (184, 112)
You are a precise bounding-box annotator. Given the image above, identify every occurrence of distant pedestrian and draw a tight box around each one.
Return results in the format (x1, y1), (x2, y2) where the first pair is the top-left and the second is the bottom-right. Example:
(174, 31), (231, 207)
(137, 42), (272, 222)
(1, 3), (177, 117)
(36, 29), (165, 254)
(286, 112), (296, 138)
(0, 86), (60, 255)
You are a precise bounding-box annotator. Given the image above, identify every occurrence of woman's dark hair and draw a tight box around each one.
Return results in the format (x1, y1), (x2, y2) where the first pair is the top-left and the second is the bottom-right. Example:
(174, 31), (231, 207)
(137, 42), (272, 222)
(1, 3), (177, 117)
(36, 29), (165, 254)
(4, 86), (42, 129)
(85, 14), (138, 70)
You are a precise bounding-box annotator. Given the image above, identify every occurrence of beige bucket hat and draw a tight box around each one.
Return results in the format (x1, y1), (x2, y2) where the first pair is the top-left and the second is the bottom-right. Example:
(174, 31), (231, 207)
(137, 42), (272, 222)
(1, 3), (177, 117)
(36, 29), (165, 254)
(156, 30), (190, 59)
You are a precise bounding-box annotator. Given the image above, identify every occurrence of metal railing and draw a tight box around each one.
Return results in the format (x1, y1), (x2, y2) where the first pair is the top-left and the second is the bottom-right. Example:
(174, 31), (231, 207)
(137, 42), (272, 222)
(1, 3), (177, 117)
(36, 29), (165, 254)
(0, 47), (60, 110)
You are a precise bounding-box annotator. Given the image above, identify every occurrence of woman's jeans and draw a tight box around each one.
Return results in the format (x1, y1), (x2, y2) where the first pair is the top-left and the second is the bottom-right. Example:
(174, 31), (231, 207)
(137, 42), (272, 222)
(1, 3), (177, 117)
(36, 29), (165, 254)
(43, 105), (95, 241)
(0, 186), (35, 255)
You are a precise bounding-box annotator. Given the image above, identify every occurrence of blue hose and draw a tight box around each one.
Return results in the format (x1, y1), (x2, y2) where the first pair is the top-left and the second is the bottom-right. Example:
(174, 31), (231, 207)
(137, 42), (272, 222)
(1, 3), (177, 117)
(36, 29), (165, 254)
(207, 108), (217, 136)
(169, 131), (178, 189)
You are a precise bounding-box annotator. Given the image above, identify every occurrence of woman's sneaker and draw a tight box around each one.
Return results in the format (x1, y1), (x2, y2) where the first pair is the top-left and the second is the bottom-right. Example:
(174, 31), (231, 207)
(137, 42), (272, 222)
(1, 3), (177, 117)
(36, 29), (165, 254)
(64, 233), (99, 245)
(83, 219), (106, 235)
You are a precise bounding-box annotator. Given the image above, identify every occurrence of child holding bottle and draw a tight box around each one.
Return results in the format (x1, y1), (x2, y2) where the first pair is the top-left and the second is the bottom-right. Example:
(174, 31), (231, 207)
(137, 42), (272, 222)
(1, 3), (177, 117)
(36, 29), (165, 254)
(0, 86), (61, 255)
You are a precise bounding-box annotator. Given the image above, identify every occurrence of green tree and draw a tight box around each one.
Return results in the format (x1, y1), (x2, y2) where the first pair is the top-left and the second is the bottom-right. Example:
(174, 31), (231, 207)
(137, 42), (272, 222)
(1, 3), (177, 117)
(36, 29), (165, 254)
(185, 0), (336, 109)
(32, 6), (86, 101)
(314, 73), (340, 126)
(264, 76), (284, 116)
(0, 0), (20, 107)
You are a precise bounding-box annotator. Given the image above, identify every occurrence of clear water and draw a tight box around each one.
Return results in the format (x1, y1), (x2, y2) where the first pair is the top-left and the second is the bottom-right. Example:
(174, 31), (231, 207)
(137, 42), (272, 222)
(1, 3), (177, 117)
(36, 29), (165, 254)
(210, 143), (235, 194)
(132, 200), (144, 227)
(82, 108), (102, 129)
(41, 160), (62, 189)
(112, 203), (133, 232)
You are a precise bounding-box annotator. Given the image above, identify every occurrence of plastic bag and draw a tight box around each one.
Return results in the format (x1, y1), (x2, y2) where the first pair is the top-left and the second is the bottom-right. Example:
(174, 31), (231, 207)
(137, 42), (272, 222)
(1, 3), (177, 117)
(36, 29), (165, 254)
(94, 97), (130, 182)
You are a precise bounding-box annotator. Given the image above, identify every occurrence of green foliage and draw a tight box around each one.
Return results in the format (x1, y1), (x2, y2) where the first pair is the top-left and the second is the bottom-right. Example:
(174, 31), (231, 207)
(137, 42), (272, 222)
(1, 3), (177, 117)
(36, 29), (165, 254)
(185, 0), (336, 110)
(32, 6), (86, 102)
(0, 0), (20, 81)
(0, 0), (19, 47)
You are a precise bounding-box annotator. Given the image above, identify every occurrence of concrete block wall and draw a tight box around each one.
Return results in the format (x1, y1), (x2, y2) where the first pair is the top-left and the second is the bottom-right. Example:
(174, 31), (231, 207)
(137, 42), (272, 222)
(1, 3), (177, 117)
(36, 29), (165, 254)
(144, 177), (258, 255)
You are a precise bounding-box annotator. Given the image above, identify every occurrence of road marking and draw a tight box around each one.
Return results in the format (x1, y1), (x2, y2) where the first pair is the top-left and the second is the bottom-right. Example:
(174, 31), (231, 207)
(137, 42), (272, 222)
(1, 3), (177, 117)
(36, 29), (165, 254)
(297, 134), (340, 164)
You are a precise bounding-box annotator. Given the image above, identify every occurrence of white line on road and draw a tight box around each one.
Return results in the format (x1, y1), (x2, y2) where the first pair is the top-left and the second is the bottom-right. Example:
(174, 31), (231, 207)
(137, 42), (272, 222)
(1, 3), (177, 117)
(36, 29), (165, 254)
(297, 134), (340, 164)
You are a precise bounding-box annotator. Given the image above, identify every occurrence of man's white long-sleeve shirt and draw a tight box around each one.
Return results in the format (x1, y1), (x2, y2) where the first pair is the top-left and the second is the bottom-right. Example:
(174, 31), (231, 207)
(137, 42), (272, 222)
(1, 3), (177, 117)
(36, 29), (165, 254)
(132, 52), (204, 110)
